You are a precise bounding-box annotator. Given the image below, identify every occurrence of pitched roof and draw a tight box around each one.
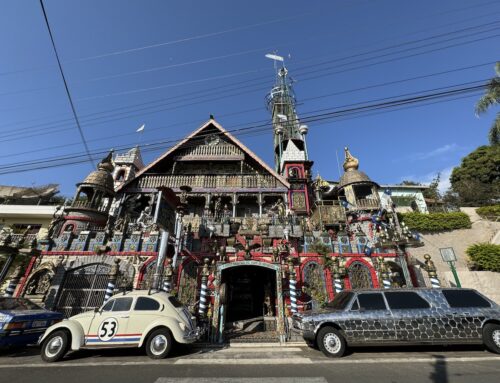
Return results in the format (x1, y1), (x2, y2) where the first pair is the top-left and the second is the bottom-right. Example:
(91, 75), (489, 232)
(117, 119), (289, 191)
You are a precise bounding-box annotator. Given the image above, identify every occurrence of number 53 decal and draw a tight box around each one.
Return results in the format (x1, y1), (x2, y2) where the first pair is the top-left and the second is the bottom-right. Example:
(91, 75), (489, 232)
(98, 318), (118, 341)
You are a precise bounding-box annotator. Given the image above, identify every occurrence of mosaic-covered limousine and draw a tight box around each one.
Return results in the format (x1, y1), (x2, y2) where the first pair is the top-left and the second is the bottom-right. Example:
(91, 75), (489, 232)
(292, 288), (500, 357)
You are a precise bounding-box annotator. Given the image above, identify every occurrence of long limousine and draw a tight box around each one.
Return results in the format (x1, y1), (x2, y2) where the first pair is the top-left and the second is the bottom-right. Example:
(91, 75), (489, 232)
(292, 288), (500, 357)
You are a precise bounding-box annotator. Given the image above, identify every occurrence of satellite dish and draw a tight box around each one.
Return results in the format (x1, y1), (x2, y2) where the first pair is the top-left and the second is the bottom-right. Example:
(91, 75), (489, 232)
(265, 53), (284, 62)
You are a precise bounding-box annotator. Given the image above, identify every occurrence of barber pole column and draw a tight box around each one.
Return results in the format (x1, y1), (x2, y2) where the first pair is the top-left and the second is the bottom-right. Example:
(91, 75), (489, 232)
(378, 256), (392, 289)
(198, 259), (210, 317)
(288, 260), (298, 314)
(162, 259), (173, 293)
(331, 256), (346, 294)
(3, 266), (23, 297)
(104, 259), (120, 303)
(424, 254), (441, 288)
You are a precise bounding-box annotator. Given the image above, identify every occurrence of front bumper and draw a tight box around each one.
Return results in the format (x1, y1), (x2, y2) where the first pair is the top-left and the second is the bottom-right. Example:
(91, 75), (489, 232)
(182, 327), (200, 342)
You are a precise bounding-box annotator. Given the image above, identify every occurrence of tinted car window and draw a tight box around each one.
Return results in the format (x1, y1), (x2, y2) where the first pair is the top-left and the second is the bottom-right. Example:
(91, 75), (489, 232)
(350, 299), (360, 311)
(385, 292), (430, 309)
(442, 289), (491, 308)
(101, 300), (114, 312)
(358, 293), (387, 310)
(111, 298), (133, 311)
(326, 292), (354, 310)
(168, 296), (184, 308)
(135, 297), (160, 311)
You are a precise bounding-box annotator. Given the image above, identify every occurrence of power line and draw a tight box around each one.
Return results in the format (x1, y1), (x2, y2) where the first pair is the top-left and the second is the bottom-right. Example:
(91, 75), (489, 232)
(38, 0), (94, 168)
(0, 81), (487, 174)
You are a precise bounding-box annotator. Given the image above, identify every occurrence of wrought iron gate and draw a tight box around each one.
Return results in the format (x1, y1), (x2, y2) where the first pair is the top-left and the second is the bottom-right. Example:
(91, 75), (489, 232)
(56, 263), (111, 317)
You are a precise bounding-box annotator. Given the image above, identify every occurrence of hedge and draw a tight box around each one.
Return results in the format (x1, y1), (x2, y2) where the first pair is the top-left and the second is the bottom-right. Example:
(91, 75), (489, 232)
(399, 212), (472, 232)
(466, 243), (500, 272)
(476, 205), (500, 220)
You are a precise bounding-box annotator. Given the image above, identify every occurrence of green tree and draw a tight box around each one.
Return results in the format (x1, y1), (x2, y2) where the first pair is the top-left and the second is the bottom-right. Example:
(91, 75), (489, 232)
(475, 62), (500, 145)
(423, 173), (441, 201)
(450, 145), (500, 206)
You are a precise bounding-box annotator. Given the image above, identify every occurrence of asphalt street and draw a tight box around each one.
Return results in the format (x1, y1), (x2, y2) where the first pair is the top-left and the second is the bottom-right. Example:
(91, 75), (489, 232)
(0, 343), (499, 383)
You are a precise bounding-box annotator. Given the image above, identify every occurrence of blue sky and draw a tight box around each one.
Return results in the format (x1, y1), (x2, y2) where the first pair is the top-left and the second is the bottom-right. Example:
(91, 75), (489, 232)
(0, 0), (499, 196)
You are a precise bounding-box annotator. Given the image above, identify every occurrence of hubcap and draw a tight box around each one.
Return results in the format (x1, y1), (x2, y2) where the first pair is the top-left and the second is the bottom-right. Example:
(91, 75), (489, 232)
(492, 329), (500, 348)
(323, 332), (341, 355)
(150, 334), (168, 355)
(46, 336), (63, 358)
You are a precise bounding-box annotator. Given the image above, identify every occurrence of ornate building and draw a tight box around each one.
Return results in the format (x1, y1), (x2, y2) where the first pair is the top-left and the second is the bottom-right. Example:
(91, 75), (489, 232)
(1, 62), (425, 343)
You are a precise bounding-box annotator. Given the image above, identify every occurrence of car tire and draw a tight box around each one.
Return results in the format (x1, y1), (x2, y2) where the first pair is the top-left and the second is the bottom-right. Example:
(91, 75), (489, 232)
(483, 323), (500, 354)
(41, 330), (70, 363)
(145, 328), (173, 359)
(317, 326), (346, 358)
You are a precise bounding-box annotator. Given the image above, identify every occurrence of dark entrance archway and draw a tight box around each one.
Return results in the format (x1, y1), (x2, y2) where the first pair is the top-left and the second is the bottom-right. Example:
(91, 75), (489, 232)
(223, 265), (276, 322)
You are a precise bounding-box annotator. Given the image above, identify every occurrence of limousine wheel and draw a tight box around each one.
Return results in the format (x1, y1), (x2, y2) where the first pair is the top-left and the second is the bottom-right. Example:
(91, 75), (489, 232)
(317, 326), (346, 358)
(483, 323), (500, 354)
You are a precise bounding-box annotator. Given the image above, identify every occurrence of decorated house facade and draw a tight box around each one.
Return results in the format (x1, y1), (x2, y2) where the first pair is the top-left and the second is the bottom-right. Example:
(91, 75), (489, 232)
(1, 64), (427, 343)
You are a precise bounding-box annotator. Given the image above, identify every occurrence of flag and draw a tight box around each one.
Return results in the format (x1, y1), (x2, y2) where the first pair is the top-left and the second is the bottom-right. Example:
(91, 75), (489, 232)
(136, 124), (145, 132)
(265, 53), (284, 62)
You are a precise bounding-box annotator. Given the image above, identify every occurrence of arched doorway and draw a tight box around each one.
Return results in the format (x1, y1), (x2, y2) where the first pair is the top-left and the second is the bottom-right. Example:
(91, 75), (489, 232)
(224, 266), (276, 322)
(212, 261), (285, 343)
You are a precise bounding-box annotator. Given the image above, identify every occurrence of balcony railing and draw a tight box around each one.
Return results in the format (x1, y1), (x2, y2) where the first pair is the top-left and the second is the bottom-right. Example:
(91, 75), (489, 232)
(137, 174), (281, 189)
(353, 198), (380, 210)
(174, 144), (244, 160)
(71, 200), (109, 212)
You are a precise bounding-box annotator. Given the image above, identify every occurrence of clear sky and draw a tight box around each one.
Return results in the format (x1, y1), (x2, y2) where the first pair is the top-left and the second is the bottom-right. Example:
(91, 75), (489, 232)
(0, 0), (499, 196)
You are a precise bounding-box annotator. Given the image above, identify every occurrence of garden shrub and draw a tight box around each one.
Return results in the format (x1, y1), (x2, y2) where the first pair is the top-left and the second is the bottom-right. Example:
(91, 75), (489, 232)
(476, 205), (500, 220)
(399, 212), (471, 232)
(466, 243), (500, 272)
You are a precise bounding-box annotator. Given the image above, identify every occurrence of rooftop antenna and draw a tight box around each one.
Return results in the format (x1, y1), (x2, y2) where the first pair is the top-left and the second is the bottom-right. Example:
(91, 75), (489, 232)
(265, 52), (284, 75)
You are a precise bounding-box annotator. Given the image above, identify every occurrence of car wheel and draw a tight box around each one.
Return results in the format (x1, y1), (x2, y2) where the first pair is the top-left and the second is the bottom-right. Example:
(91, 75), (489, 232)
(41, 330), (70, 363)
(145, 328), (173, 359)
(317, 326), (346, 358)
(483, 323), (500, 354)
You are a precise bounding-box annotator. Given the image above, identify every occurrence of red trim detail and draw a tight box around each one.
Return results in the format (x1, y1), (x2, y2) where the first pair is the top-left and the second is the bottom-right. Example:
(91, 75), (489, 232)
(15, 255), (37, 297)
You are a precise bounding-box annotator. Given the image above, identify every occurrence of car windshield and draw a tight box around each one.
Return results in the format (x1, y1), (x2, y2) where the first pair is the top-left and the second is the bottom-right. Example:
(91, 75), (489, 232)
(0, 297), (43, 311)
(168, 296), (184, 308)
(325, 292), (354, 310)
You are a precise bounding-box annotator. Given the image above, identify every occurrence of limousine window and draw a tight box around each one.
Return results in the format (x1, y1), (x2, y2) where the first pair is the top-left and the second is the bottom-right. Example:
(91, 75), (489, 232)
(442, 289), (491, 308)
(326, 291), (354, 310)
(385, 291), (430, 309)
(357, 293), (387, 310)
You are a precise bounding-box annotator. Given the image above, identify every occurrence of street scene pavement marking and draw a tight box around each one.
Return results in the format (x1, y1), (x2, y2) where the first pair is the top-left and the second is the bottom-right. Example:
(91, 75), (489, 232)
(0, 355), (499, 368)
(154, 379), (328, 383)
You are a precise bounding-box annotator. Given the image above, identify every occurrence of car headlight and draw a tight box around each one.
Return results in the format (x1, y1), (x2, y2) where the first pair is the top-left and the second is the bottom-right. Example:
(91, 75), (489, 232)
(178, 322), (187, 331)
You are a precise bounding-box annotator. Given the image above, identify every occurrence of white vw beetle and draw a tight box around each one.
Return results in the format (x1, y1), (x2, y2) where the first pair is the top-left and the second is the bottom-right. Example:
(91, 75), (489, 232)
(39, 290), (198, 362)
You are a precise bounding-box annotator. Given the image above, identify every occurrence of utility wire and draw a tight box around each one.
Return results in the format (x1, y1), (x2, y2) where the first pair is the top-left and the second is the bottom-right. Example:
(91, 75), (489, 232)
(39, 0), (94, 168)
(0, 81), (487, 174)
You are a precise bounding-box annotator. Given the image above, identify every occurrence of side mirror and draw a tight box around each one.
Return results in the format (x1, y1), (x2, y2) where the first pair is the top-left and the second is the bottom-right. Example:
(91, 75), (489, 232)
(94, 307), (100, 313)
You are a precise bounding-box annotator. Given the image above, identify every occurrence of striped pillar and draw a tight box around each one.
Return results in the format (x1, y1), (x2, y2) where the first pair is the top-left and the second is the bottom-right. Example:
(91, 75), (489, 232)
(198, 259), (210, 316)
(3, 266), (23, 297)
(429, 272), (441, 288)
(381, 272), (392, 289)
(334, 275), (343, 294)
(162, 259), (173, 293)
(289, 270), (298, 314)
(104, 259), (120, 304)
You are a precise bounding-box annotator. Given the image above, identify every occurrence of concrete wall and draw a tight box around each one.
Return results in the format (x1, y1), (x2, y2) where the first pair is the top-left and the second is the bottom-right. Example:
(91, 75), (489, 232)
(408, 207), (500, 302)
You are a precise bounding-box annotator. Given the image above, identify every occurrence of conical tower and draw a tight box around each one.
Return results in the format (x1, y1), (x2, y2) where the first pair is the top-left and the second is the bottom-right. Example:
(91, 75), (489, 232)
(266, 60), (312, 214)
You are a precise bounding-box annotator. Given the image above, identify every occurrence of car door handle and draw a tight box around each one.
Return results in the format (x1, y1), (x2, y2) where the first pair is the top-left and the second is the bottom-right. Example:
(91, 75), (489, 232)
(119, 315), (130, 319)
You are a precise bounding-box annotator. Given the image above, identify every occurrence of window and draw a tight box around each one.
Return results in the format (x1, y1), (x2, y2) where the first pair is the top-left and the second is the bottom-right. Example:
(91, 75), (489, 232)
(101, 300), (115, 312)
(326, 292), (354, 310)
(348, 262), (373, 289)
(350, 299), (360, 311)
(442, 289), (491, 308)
(111, 297), (133, 311)
(385, 292), (430, 309)
(168, 296), (184, 308)
(135, 297), (160, 311)
(357, 293), (387, 310)
(0, 297), (42, 310)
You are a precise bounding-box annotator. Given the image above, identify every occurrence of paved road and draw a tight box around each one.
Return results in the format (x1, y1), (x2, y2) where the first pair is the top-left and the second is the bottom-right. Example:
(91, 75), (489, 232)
(0, 344), (499, 383)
